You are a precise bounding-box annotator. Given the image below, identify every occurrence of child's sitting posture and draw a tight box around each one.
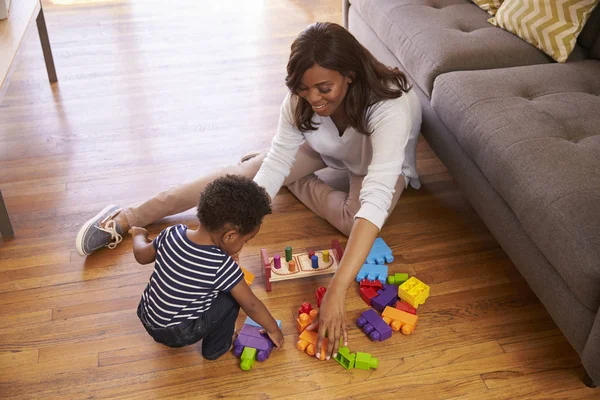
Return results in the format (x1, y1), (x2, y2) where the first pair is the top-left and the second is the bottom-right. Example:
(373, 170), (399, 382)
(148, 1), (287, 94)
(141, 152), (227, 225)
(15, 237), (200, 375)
(130, 174), (283, 360)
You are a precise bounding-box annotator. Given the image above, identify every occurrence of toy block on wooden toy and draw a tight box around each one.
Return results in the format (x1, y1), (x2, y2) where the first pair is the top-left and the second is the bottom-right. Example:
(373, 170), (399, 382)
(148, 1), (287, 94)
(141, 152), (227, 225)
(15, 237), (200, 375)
(333, 345), (356, 370)
(355, 352), (379, 371)
(296, 329), (328, 360)
(365, 237), (394, 265)
(371, 284), (399, 313)
(395, 301), (417, 315)
(356, 308), (392, 342)
(355, 264), (388, 284)
(261, 240), (344, 292)
(296, 309), (318, 333)
(240, 347), (257, 371)
(398, 276), (430, 309)
(382, 306), (418, 335)
(387, 272), (408, 286)
(316, 286), (327, 307)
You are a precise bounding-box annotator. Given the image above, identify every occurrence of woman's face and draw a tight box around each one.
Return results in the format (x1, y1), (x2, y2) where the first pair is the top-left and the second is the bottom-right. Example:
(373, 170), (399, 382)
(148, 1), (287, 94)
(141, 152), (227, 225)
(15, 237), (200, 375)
(296, 63), (352, 118)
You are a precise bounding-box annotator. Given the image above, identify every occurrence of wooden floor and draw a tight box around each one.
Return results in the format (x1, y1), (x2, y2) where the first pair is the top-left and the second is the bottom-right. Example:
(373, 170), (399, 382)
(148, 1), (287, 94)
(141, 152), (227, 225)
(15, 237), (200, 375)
(0, 0), (597, 398)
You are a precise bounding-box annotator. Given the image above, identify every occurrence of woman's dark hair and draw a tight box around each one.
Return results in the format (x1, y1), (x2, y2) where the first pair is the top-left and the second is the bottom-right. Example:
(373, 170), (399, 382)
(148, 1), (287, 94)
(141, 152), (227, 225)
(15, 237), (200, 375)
(285, 22), (410, 136)
(197, 175), (272, 235)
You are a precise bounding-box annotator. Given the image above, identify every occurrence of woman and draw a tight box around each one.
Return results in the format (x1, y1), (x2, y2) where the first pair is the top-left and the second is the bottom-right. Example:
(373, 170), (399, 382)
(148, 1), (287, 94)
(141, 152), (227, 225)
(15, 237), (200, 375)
(76, 22), (422, 360)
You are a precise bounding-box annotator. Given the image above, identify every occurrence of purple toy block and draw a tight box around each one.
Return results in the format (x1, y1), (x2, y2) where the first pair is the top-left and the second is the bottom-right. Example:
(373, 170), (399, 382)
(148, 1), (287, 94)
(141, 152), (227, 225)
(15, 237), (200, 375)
(256, 349), (270, 362)
(371, 284), (399, 313)
(235, 334), (273, 352)
(356, 309), (392, 341)
(233, 344), (244, 357)
(240, 324), (265, 338)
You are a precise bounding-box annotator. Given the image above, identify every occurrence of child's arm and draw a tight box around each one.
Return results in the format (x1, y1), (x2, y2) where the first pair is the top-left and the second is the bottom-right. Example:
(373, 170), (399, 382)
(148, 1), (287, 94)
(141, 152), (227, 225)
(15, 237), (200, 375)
(130, 227), (156, 264)
(230, 280), (284, 348)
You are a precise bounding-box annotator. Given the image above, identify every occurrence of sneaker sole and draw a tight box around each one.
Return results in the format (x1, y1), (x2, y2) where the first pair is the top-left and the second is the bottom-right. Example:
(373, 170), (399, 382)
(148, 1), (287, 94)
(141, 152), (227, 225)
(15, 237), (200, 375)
(75, 204), (120, 257)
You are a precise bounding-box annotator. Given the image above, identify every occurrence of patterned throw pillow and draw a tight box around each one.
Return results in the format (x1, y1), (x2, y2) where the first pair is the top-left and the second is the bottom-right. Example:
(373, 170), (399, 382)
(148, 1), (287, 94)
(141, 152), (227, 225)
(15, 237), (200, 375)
(490, 0), (600, 62)
(472, 0), (505, 15)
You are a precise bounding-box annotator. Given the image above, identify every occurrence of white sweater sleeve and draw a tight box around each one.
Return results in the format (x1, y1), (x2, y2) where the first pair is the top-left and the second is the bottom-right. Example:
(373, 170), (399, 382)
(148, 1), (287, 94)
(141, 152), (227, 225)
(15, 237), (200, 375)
(253, 93), (305, 199)
(354, 95), (415, 230)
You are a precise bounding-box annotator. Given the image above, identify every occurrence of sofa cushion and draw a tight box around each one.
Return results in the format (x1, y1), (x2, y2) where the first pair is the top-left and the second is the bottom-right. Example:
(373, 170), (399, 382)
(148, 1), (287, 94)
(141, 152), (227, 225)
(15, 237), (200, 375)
(431, 60), (600, 310)
(351, 0), (550, 97)
(471, 0), (504, 15)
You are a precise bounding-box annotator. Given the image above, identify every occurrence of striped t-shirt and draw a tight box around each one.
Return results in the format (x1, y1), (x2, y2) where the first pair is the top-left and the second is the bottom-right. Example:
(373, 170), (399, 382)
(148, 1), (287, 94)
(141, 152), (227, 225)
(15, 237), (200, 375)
(140, 224), (244, 328)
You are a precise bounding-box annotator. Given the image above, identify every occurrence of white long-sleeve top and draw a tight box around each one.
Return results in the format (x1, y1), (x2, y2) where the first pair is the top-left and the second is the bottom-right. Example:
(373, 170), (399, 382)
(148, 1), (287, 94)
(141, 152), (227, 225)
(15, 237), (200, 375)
(253, 88), (422, 230)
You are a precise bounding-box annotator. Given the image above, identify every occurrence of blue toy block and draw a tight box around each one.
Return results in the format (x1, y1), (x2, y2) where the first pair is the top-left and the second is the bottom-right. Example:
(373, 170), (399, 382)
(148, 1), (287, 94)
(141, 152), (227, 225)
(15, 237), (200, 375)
(244, 316), (282, 330)
(371, 284), (399, 313)
(355, 264), (388, 284)
(356, 308), (392, 341)
(366, 237), (394, 265)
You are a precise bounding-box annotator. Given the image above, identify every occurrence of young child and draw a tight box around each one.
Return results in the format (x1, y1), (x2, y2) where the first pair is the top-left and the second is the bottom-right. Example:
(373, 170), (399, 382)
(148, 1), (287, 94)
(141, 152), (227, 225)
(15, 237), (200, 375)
(130, 174), (284, 360)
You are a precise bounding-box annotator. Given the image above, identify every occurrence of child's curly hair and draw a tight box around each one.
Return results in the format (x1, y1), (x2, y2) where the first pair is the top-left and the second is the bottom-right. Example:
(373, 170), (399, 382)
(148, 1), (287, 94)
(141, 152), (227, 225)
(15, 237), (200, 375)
(197, 175), (272, 235)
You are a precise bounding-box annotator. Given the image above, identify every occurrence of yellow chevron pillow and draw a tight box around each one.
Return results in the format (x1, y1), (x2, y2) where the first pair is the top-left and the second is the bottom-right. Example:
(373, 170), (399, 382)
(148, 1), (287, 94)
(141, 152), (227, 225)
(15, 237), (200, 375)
(472, 0), (505, 15)
(490, 0), (600, 62)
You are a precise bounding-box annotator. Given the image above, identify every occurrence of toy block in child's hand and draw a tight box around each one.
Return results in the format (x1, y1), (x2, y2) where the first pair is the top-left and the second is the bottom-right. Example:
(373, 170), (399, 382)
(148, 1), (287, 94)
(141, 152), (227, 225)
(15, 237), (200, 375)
(359, 279), (383, 290)
(355, 264), (388, 284)
(356, 308), (392, 342)
(239, 347), (257, 371)
(371, 284), (399, 313)
(398, 277), (430, 309)
(382, 306), (418, 335)
(354, 352), (379, 371)
(316, 286), (327, 307)
(298, 301), (313, 316)
(365, 237), (394, 265)
(296, 329), (328, 360)
(396, 300), (417, 315)
(296, 309), (318, 333)
(387, 272), (408, 286)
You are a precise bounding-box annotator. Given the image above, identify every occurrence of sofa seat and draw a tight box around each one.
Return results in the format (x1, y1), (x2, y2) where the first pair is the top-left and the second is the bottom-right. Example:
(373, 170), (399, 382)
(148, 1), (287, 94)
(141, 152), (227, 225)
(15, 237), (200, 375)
(431, 60), (600, 311)
(350, 0), (551, 97)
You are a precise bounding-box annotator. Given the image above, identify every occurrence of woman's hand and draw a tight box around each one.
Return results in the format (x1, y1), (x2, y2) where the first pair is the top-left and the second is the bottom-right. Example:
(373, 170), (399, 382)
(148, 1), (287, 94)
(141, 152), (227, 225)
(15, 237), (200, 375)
(307, 285), (348, 360)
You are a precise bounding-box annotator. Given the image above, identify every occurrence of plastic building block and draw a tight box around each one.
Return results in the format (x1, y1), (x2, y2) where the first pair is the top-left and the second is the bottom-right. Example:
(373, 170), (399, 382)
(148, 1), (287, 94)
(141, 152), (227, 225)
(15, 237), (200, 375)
(296, 329), (328, 360)
(244, 316), (282, 330)
(387, 272), (408, 286)
(356, 309), (392, 342)
(316, 286), (327, 307)
(240, 266), (255, 286)
(398, 277), (430, 309)
(355, 264), (388, 284)
(371, 284), (399, 313)
(396, 300), (417, 315)
(359, 279), (383, 291)
(296, 309), (318, 333)
(236, 325), (274, 352)
(298, 302), (312, 316)
(359, 286), (378, 306)
(334, 345), (356, 370)
(240, 347), (257, 371)
(365, 237), (394, 265)
(382, 306), (418, 335)
(354, 352), (379, 371)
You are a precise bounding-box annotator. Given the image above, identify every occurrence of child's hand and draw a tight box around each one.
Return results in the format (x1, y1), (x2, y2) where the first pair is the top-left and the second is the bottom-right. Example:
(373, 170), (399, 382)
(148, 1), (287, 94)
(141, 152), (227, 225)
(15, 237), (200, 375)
(267, 328), (284, 349)
(130, 227), (150, 243)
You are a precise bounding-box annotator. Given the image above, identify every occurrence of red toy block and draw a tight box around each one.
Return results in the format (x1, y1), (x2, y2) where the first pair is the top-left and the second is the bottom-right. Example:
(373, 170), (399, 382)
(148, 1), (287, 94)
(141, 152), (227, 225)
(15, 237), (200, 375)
(296, 309), (318, 333)
(359, 279), (383, 290)
(316, 286), (327, 307)
(298, 302), (313, 316)
(360, 286), (378, 306)
(396, 300), (417, 315)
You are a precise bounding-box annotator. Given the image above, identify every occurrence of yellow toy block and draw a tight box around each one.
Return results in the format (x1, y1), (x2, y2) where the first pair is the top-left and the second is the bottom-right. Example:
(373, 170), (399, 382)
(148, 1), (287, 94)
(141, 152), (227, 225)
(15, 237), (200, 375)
(382, 306), (418, 335)
(240, 267), (255, 286)
(398, 276), (429, 309)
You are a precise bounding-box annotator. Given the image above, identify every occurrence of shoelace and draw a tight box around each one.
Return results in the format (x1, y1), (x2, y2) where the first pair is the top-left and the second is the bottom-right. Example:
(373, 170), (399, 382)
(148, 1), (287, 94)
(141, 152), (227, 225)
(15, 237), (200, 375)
(99, 219), (123, 249)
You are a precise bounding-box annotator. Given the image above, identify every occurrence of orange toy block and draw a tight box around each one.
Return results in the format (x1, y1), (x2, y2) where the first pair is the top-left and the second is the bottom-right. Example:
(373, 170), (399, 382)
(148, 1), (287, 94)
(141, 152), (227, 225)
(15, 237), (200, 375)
(240, 267), (255, 286)
(296, 329), (328, 360)
(382, 306), (418, 335)
(296, 309), (318, 333)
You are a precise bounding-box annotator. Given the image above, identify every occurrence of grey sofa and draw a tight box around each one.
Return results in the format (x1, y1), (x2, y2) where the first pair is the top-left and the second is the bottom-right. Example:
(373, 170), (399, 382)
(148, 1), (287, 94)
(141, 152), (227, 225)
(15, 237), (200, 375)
(344, 0), (600, 387)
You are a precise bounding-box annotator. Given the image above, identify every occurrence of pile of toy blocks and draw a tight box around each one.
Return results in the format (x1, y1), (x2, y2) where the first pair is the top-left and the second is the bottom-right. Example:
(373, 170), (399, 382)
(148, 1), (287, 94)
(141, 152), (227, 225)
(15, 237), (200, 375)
(355, 238), (430, 341)
(232, 316), (282, 371)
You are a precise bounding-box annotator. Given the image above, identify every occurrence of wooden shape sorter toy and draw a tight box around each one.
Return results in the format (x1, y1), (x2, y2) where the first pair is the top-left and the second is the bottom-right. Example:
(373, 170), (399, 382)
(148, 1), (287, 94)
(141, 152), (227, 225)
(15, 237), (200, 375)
(260, 240), (344, 291)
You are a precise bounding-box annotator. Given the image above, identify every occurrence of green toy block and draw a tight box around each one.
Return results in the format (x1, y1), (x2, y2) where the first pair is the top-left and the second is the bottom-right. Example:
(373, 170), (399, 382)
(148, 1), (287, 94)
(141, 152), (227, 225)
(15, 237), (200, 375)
(387, 273), (409, 285)
(355, 352), (378, 371)
(333, 345), (356, 370)
(240, 347), (257, 371)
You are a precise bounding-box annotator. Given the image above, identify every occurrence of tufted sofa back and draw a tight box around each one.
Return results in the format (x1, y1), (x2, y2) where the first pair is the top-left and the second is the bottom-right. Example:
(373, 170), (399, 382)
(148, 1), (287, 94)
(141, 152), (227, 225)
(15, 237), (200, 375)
(579, 5), (600, 60)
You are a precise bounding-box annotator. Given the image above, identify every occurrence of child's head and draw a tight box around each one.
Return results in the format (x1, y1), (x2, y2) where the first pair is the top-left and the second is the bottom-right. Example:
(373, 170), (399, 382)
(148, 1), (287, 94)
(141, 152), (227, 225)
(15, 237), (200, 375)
(197, 174), (272, 256)
(285, 22), (409, 135)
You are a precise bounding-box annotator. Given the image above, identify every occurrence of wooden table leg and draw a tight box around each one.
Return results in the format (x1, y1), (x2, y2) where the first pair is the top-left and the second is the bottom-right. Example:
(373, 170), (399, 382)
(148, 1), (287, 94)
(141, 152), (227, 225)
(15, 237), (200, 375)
(0, 190), (14, 240)
(36, 3), (57, 83)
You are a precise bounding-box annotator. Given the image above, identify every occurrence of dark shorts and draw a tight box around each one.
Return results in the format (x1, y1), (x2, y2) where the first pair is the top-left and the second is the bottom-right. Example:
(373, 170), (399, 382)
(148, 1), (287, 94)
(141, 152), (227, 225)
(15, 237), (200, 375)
(137, 292), (240, 360)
